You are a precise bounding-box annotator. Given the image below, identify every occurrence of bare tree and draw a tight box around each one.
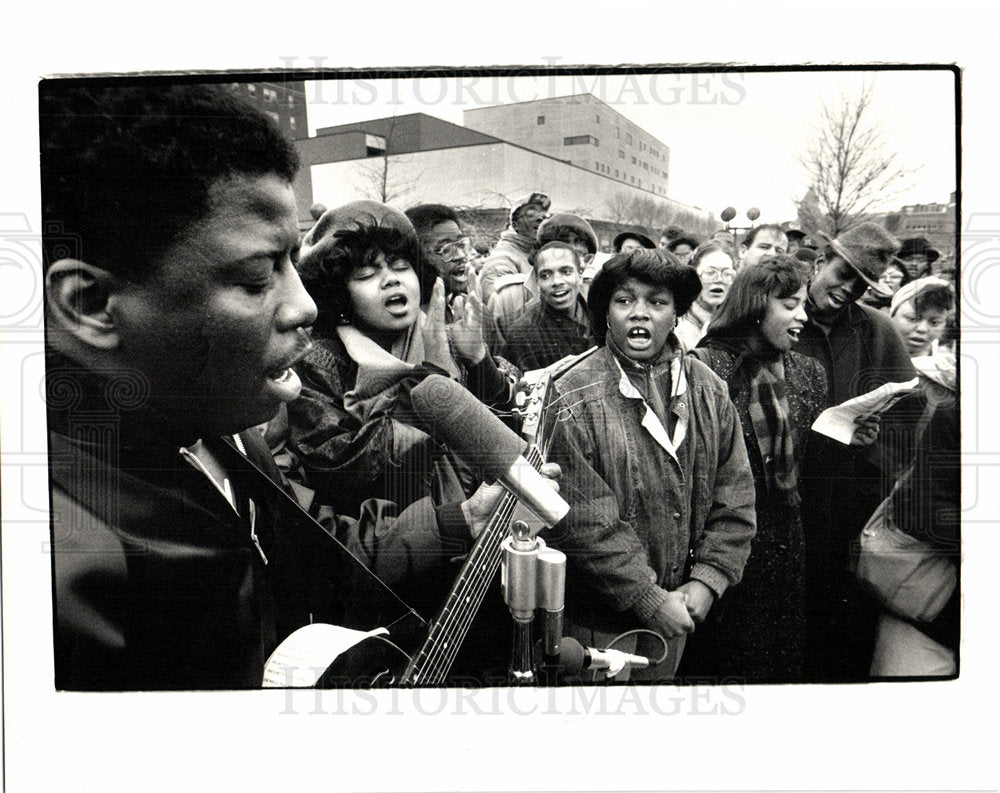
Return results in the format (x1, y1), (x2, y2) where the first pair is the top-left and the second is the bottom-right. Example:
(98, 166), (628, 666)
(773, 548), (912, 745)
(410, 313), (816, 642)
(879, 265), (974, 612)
(353, 112), (422, 205)
(797, 79), (920, 236)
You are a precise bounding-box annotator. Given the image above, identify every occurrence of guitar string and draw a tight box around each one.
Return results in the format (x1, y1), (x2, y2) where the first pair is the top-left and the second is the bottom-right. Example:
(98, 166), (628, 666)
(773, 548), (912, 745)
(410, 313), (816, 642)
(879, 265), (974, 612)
(414, 492), (519, 683)
(420, 443), (545, 680)
(401, 486), (518, 684)
(419, 445), (545, 683)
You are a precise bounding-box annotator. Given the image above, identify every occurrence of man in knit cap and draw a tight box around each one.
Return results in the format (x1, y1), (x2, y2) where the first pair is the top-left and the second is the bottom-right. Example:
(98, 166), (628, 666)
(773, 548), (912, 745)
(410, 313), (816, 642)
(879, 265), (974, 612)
(478, 192), (551, 303)
(795, 222), (917, 683)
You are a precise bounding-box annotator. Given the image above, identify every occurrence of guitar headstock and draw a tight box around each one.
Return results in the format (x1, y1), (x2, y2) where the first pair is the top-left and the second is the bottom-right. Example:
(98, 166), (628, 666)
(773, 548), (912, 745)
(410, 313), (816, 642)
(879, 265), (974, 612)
(512, 369), (551, 444)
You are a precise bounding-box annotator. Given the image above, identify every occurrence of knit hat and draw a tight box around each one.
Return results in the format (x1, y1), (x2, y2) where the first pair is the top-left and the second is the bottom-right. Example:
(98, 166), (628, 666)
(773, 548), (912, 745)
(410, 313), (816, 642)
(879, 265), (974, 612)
(613, 225), (656, 251)
(898, 237), (940, 264)
(510, 192), (551, 225)
(538, 213), (599, 254)
(299, 200), (416, 270)
(819, 222), (901, 297)
(889, 276), (953, 316)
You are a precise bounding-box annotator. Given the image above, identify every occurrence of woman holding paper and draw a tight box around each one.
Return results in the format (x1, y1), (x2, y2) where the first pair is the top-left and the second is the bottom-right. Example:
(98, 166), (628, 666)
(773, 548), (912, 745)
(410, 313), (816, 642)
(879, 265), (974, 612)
(679, 255), (830, 682)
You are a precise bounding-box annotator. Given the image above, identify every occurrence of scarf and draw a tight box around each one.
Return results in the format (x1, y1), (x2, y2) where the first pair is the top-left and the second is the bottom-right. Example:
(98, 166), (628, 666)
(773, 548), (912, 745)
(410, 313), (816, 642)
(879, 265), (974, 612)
(696, 336), (800, 506)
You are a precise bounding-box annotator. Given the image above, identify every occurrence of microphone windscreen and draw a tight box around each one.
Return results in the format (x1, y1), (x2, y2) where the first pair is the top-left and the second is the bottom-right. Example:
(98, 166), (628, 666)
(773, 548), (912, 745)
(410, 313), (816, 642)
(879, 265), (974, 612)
(409, 375), (526, 481)
(555, 636), (587, 674)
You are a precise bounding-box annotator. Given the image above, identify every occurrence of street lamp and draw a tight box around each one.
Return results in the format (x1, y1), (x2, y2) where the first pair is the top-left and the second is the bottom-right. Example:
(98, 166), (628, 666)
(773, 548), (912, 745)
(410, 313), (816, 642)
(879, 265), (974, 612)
(720, 206), (760, 262)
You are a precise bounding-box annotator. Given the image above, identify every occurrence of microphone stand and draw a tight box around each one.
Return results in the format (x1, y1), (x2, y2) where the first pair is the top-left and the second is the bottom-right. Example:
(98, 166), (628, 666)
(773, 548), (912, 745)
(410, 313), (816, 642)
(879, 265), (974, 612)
(501, 520), (566, 685)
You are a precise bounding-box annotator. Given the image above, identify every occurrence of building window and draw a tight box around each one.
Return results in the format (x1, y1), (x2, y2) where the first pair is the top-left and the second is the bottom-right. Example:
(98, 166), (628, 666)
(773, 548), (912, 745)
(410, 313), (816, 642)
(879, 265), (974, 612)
(619, 150), (625, 159)
(614, 169), (619, 178)
(247, 84), (257, 95)
(630, 176), (635, 184)
(288, 94), (296, 108)
(564, 135), (598, 146)
(595, 114), (600, 123)
(616, 127), (620, 138)
(537, 115), (545, 125)
(643, 162), (648, 170)
(263, 87), (278, 102)
(289, 117), (297, 132)
(229, 83), (241, 92)
(626, 133), (632, 144)
(631, 156), (636, 165)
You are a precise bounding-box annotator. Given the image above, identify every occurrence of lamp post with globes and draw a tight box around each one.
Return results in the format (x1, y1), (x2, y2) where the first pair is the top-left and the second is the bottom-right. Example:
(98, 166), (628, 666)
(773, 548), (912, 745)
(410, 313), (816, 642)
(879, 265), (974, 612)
(720, 206), (760, 264)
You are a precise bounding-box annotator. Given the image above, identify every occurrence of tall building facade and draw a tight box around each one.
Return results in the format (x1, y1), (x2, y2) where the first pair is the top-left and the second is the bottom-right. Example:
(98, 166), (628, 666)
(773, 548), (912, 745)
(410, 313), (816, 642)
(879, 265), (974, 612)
(463, 94), (670, 196)
(226, 80), (309, 141)
(889, 192), (957, 259)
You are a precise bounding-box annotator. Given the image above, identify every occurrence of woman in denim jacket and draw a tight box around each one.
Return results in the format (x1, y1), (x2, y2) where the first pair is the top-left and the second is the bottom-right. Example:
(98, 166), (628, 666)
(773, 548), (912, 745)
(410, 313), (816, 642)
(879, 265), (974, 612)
(544, 248), (757, 681)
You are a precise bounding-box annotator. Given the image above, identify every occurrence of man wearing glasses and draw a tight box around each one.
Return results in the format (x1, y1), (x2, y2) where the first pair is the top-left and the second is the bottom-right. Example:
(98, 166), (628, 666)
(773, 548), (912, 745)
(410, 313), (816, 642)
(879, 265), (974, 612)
(405, 204), (478, 301)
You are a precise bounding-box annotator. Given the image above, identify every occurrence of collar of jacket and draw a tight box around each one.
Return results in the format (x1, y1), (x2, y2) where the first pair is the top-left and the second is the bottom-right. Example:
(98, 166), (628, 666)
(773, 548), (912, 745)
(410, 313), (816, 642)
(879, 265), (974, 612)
(498, 228), (537, 253)
(536, 294), (590, 326)
(806, 291), (870, 330)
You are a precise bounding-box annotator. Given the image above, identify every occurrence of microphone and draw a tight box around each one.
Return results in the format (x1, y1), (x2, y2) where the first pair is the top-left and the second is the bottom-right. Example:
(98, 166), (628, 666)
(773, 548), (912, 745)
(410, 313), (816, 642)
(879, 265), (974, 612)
(548, 637), (651, 678)
(409, 375), (569, 527)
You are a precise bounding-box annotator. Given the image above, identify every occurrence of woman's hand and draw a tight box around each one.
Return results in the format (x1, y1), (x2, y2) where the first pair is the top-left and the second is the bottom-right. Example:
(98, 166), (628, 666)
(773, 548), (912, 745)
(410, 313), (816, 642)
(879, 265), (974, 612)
(449, 291), (488, 367)
(422, 278), (454, 372)
(675, 580), (716, 623)
(649, 590), (696, 638)
(850, 412), (882, 446)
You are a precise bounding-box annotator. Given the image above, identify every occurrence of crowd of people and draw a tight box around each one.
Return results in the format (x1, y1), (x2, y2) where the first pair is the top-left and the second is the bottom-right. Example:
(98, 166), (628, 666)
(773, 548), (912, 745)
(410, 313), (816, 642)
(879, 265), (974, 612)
(42, 83), (959, 690)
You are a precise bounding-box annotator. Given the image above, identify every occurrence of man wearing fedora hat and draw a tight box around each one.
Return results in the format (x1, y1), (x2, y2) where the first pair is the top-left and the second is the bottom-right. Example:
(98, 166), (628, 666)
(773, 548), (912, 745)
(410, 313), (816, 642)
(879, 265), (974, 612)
(613, 225), (656, 254)
(897, 237), (940, 280)
(795, 222), (917, 682)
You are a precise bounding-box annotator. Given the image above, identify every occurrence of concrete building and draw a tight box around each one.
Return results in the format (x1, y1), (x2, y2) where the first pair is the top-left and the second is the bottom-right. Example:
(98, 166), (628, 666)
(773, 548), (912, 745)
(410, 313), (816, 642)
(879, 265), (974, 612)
(225, 80), (309, 141)
(293, 109), (713, 249)
(888, 192), (957, 259)
(463, 94), (671, 196)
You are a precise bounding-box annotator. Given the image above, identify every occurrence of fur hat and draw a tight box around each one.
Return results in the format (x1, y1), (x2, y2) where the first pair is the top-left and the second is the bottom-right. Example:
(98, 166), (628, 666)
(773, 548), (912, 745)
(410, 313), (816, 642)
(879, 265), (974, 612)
(613, 225), (656, 252)
(538, 213), (599, 254)
(819, 222), (901, 297)
(898, 237), (940, 264)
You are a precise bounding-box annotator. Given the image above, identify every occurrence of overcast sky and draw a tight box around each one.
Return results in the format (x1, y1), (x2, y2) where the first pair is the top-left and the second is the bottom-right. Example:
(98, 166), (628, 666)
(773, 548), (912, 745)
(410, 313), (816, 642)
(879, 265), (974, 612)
(306, 69), (957, 224)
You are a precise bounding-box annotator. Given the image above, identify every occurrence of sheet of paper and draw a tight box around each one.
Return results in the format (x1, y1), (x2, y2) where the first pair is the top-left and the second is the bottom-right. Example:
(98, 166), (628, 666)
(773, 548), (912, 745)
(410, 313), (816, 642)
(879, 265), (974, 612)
(261, 623), (389, 687)
(811, 377), (919, 444)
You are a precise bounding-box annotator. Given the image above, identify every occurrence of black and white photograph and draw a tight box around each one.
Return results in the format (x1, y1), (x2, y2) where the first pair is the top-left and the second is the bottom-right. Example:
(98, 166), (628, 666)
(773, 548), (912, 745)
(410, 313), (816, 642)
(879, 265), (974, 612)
(2, 6), (998, 792)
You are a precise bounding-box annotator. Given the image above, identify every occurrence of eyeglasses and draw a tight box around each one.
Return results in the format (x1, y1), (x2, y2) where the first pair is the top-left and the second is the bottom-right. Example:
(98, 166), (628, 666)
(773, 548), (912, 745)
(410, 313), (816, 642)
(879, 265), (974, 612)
(433, 236), (473, 262)
(699, 267), (736, 284)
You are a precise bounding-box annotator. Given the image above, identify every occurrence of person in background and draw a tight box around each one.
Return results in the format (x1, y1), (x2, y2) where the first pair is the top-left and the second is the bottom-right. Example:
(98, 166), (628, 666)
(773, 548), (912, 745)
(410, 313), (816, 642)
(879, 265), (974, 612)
(613, 225), (656, 254)
(679, 255), (827, 683)
(739, 224), (789, 269)
(658, 225), (686, 251)
(859, 256), (912, 312)
(405, 204), (479, 301)
(785, 227), (808, 255)
(888, 277), (955, 359)
(896, 237), (940, 280)
(488, 212), (599, 345)
(666, 234), (701, 265)
(543, 248), (756, 681)
(795, 222), (915, 682)
(478, 192), (551, 302)
(674, 241), (737, 352)
(500, 241), (595, 372)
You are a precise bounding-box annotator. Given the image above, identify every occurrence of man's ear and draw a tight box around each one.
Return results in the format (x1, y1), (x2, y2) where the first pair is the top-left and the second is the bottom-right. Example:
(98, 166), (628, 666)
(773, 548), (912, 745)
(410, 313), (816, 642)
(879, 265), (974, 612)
(45, 260), (122, 350)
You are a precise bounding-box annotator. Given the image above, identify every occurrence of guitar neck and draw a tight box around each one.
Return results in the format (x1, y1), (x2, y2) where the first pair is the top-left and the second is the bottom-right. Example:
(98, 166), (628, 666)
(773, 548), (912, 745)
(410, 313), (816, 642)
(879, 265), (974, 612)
(399, 445), (544, 686)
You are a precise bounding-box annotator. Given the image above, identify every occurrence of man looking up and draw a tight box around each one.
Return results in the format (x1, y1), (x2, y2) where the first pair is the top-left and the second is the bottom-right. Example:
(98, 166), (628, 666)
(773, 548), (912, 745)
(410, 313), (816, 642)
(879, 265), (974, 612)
(500, 241), (595, 372)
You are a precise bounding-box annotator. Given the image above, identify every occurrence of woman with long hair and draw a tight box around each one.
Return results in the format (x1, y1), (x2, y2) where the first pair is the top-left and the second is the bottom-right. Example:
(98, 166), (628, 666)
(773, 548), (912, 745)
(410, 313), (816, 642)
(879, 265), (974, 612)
(679, 254), (829, 683)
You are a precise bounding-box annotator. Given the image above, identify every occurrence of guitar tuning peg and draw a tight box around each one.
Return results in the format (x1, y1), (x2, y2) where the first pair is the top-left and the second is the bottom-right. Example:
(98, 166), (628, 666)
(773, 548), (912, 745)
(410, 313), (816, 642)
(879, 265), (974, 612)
(515, 391), (528, 409)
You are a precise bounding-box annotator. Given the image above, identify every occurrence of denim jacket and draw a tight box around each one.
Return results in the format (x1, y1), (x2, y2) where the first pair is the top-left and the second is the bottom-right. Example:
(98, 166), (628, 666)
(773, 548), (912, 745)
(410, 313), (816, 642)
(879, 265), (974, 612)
(543, 342), (756, 633)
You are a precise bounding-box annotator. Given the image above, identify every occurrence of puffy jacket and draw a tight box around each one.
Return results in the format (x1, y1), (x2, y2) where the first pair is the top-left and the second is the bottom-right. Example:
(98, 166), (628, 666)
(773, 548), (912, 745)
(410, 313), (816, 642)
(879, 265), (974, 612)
(542, 343), (757, 633)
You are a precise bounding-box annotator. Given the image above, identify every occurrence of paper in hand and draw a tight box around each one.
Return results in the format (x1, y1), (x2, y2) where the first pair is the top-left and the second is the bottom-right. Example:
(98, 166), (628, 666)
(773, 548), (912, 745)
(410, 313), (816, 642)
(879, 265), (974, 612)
(811, 377), (920, 444)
